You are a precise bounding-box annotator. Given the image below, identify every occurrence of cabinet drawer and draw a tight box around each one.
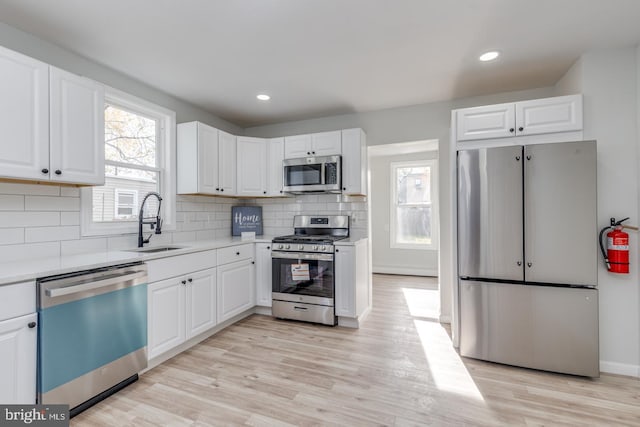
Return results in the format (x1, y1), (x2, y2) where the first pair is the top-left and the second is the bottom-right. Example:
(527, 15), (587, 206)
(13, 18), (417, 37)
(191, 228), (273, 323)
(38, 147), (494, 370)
(146, 250), (217, 283)
(0, 281), (35, 321)
(217, 244), (254, 265)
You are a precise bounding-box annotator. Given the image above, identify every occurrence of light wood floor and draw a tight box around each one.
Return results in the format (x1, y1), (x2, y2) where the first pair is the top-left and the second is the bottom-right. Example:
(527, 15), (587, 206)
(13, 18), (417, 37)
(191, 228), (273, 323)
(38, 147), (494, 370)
(73, 274), (640, 426)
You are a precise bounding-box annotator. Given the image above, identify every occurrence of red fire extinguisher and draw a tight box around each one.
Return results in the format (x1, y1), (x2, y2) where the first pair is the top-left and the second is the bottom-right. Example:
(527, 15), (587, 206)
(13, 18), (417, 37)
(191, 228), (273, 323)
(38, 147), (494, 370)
(599, 217), (637, 274)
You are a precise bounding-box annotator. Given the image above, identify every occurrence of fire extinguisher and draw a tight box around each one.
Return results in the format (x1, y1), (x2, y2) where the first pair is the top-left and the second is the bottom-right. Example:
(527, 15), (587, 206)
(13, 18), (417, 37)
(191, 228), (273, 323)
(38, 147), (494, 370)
(599, 217), (637, 274)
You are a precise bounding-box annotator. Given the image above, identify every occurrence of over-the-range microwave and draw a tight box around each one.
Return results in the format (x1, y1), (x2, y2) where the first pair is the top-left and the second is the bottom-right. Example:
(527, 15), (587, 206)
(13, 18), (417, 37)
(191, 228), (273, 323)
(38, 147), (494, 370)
(283, 155), (341, 194)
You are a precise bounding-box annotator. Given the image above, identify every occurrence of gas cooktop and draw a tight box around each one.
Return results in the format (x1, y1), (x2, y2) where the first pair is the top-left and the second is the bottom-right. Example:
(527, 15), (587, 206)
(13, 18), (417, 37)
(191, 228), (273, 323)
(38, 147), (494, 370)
(272, 234), (347, 244)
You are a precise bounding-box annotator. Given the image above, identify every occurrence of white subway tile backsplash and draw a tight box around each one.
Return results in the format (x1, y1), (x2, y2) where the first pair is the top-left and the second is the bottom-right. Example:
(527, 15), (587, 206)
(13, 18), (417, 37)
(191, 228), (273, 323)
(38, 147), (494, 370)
(0, 242), (60, 262)
(0, 212), (60, 228)
(0, 183), (60, 196)
(0, 195), (24, 211)
(61, 238), (107, 256)
(25, 226), (80, 243)
(107, 235), (138, 251)
(0, 228), (24, 245)
(60, 212), (80, 226)
(172, 231), (197, 243)
(25, 196), (80, 211)
(196, 230), (215, 240)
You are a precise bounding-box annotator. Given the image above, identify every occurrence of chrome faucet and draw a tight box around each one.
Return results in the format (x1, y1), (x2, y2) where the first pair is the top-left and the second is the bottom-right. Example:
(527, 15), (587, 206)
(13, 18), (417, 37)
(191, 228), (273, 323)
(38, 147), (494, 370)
(138, 192), (163, 247)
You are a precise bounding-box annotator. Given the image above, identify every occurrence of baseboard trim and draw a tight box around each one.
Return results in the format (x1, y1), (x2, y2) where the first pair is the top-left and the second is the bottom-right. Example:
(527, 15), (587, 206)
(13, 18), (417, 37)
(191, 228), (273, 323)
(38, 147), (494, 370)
(600, 360), (640, 377)
(373, 266), (438, 277)
(338, 306), (372, 329)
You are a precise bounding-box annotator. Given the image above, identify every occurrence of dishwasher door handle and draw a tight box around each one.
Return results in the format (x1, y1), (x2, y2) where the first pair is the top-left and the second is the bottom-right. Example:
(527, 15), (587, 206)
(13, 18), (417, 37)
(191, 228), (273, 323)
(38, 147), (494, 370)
(45, 271), (147, 298)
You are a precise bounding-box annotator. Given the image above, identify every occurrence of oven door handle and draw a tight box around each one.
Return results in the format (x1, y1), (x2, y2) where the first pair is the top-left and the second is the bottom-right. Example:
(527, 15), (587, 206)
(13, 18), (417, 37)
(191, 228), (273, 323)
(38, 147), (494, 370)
(271, 251), (334, 261)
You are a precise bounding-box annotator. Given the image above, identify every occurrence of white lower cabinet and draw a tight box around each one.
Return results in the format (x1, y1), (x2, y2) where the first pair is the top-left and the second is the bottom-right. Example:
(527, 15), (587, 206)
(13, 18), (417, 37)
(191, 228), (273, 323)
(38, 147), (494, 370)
(255, 243), (272, 307)
(147, 267), (216, 360)
(335, 239), (370, 318)
(217, 259), (255, 322)
(0, 313), (37, 404)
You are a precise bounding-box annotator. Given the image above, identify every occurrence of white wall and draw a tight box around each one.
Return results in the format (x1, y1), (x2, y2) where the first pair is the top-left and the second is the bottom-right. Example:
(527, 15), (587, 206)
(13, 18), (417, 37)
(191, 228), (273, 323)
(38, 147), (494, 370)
(245, 86), (556, 323)
(369, 151), (438, 276)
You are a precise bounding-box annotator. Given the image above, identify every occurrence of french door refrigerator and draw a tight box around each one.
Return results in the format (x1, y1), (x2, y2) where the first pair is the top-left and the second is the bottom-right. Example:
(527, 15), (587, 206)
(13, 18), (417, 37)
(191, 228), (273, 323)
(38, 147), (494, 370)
(457, 141), (599, 377)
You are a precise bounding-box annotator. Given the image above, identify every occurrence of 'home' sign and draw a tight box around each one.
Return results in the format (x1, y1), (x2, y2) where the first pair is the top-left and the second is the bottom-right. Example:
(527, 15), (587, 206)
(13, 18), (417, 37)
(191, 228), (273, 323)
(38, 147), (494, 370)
(232, 206), (263, 236)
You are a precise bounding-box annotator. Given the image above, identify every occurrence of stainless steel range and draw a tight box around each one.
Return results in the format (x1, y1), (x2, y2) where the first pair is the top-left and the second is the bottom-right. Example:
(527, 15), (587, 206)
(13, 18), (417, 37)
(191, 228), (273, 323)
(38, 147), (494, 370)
(271, 215), (349, 325)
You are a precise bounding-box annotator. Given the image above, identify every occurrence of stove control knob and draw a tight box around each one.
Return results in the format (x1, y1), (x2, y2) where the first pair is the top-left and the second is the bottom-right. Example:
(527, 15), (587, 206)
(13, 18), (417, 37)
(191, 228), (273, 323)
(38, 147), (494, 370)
(299, 245), (304, 250)
(285, 245), (290, 250)
(278, 244), (284, 249)
(313, 245), (319, 251)
(319, 246), (326, 252)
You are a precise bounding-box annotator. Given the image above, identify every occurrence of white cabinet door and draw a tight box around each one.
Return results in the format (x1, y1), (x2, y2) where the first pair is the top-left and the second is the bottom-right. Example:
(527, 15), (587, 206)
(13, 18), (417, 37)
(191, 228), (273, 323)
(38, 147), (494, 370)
(218, 130), (237, 195)
(198, 122), (219, 194)
(237, 137), (267, 197)
(185, 267), (217, 339)
(0, 313), (37, 404)
(284, 134), (311, 159)
(341, 128), (367, 195)
(267, 137), (285, 196)
(311, 131), (341, 156)
(334, 245), (355, 317)
(456, 103), (515, 141)
(516, 95), (583, 136)
(49, 66), (105, 185)
(148, 277), (186, 359)
(0, 46), (49, 181)
(255, 243), (272, 307)
(217, 259), (255, 323)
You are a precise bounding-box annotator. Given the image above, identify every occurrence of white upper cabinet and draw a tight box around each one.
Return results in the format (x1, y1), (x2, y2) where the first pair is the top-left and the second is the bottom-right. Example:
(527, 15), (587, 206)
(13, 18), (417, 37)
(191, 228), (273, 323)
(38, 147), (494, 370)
(341, 128), (367, 196)
(516, 95), (583, 136)
(0, 46), (105, 185)
(218, 130), (237, 194)
(49, 67), (105, 185)
(0, 46), (49, 181)
(284, 131), (341, 159)
(178, 122), (237, 196)
(455, 94), (583, 142)
(237, 137), (268, 197)
(267, 137), (285, 196)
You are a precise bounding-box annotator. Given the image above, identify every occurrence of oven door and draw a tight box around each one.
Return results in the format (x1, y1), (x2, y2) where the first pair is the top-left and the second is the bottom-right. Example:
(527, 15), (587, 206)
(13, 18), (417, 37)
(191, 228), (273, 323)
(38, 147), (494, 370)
(272, 251), (335, 305)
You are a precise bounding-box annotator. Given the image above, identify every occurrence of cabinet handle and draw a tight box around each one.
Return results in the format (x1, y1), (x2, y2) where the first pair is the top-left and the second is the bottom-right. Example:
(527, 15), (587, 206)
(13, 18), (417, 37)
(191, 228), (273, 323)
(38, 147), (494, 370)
(181, 280), (187, 285)
(236, 252), (240, 255)
(216, 188), (220, 191)
(28, 322), (37, 328)
(41, 168), (49, 174)
(519, 126), (524, 132)
(55, 170), (62, 175)
(509, 128), (515, 133)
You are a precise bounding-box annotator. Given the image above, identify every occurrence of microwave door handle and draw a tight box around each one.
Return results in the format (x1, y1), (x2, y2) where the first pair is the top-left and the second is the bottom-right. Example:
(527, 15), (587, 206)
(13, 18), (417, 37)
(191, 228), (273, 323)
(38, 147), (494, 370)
(321, 162), (326, 185)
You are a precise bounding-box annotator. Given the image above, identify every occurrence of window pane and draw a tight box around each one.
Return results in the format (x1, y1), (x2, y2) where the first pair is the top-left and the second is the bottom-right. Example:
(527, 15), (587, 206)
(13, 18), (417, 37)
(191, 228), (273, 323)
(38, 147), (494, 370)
(396, 205), (432, 245)
(93, 168), (158, 223)
(105, 104), (157, 167)
(396, 166), (430, 205)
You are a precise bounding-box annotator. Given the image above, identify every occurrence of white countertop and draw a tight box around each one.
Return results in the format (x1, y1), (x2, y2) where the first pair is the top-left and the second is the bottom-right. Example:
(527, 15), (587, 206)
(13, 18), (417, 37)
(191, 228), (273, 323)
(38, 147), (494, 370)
(0, 235), (274, 286)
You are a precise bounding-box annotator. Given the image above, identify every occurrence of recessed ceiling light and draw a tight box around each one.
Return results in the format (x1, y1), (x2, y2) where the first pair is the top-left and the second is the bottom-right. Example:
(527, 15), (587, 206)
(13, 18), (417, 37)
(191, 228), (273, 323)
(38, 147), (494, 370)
(479, 51), (500, 62)
(256, 94), (270, 101)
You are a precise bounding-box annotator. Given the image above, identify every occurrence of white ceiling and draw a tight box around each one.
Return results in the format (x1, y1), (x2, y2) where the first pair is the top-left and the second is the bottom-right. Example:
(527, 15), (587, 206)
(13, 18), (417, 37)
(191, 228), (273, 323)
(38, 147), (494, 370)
(1, 0), (640, 127)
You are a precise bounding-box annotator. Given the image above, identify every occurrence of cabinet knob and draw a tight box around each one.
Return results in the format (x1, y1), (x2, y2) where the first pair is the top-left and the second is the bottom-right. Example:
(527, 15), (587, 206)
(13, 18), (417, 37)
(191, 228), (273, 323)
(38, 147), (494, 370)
(526, 155), (532, 161)
(220, 188), (224, 192)
(515, 156), (521, 161)
(517, 261), (522, 266)
(263, 191), (267, 194)
(236, 251), (240, 255)
(307, 152), (311, 155)
(519, 127), (524, 132)
(252, 261), (255, 264)
(28, 322), (37, 328)
(41, 168), (49, 174)
(216, 188), (220, 191)
(55, 170), (62, 175)
(181, 280), (187, 285)
(312, 151), (316, 155)
(342, 187), (346, 191)
(266, 246), (270, 250)
(509, 128), (515, 133)
(280, 190), (283, 193)
(527, 262), (533, 267)
(188, 278), (193, 283)
(335, 248), (339, 253)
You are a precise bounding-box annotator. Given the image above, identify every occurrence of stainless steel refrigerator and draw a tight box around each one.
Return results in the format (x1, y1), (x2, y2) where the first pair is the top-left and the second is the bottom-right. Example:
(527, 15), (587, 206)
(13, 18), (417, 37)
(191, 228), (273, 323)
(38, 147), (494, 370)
(457, 141), (599, 377)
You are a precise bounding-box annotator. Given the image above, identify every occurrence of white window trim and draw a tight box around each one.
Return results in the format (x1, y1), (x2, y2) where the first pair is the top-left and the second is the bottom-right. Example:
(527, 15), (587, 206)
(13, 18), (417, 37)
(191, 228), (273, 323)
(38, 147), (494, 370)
(114, 188), (139, 219)
(390, 159), (438, 251)
(81, 86), (176, 237)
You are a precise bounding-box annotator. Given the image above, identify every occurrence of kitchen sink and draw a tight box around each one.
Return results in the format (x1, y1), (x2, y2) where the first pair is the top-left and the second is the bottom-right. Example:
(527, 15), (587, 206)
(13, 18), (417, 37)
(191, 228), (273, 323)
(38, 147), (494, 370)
(126, 246), (185, 253)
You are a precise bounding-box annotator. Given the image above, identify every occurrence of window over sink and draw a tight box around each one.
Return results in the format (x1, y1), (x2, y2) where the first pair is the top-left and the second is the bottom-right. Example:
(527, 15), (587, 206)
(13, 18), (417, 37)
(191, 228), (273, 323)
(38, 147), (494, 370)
(81, 87), (176, 236)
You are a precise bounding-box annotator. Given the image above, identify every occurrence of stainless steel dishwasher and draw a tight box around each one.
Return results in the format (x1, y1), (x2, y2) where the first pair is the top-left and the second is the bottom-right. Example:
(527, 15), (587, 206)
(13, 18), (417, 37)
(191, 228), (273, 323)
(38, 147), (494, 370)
(37, 262), (148, 417)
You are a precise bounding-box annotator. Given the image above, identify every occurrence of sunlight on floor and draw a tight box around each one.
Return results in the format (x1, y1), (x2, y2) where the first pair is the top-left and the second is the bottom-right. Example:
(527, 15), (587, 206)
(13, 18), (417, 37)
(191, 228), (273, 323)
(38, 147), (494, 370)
(401, 287), (439, 319)
(413, 320), (485, 402)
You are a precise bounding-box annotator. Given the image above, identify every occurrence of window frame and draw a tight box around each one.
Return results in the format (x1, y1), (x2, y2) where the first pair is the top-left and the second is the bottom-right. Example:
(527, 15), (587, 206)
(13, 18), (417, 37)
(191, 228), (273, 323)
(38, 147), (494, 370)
(81, 86), (176, 237)
(389, 159), (438, 251)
